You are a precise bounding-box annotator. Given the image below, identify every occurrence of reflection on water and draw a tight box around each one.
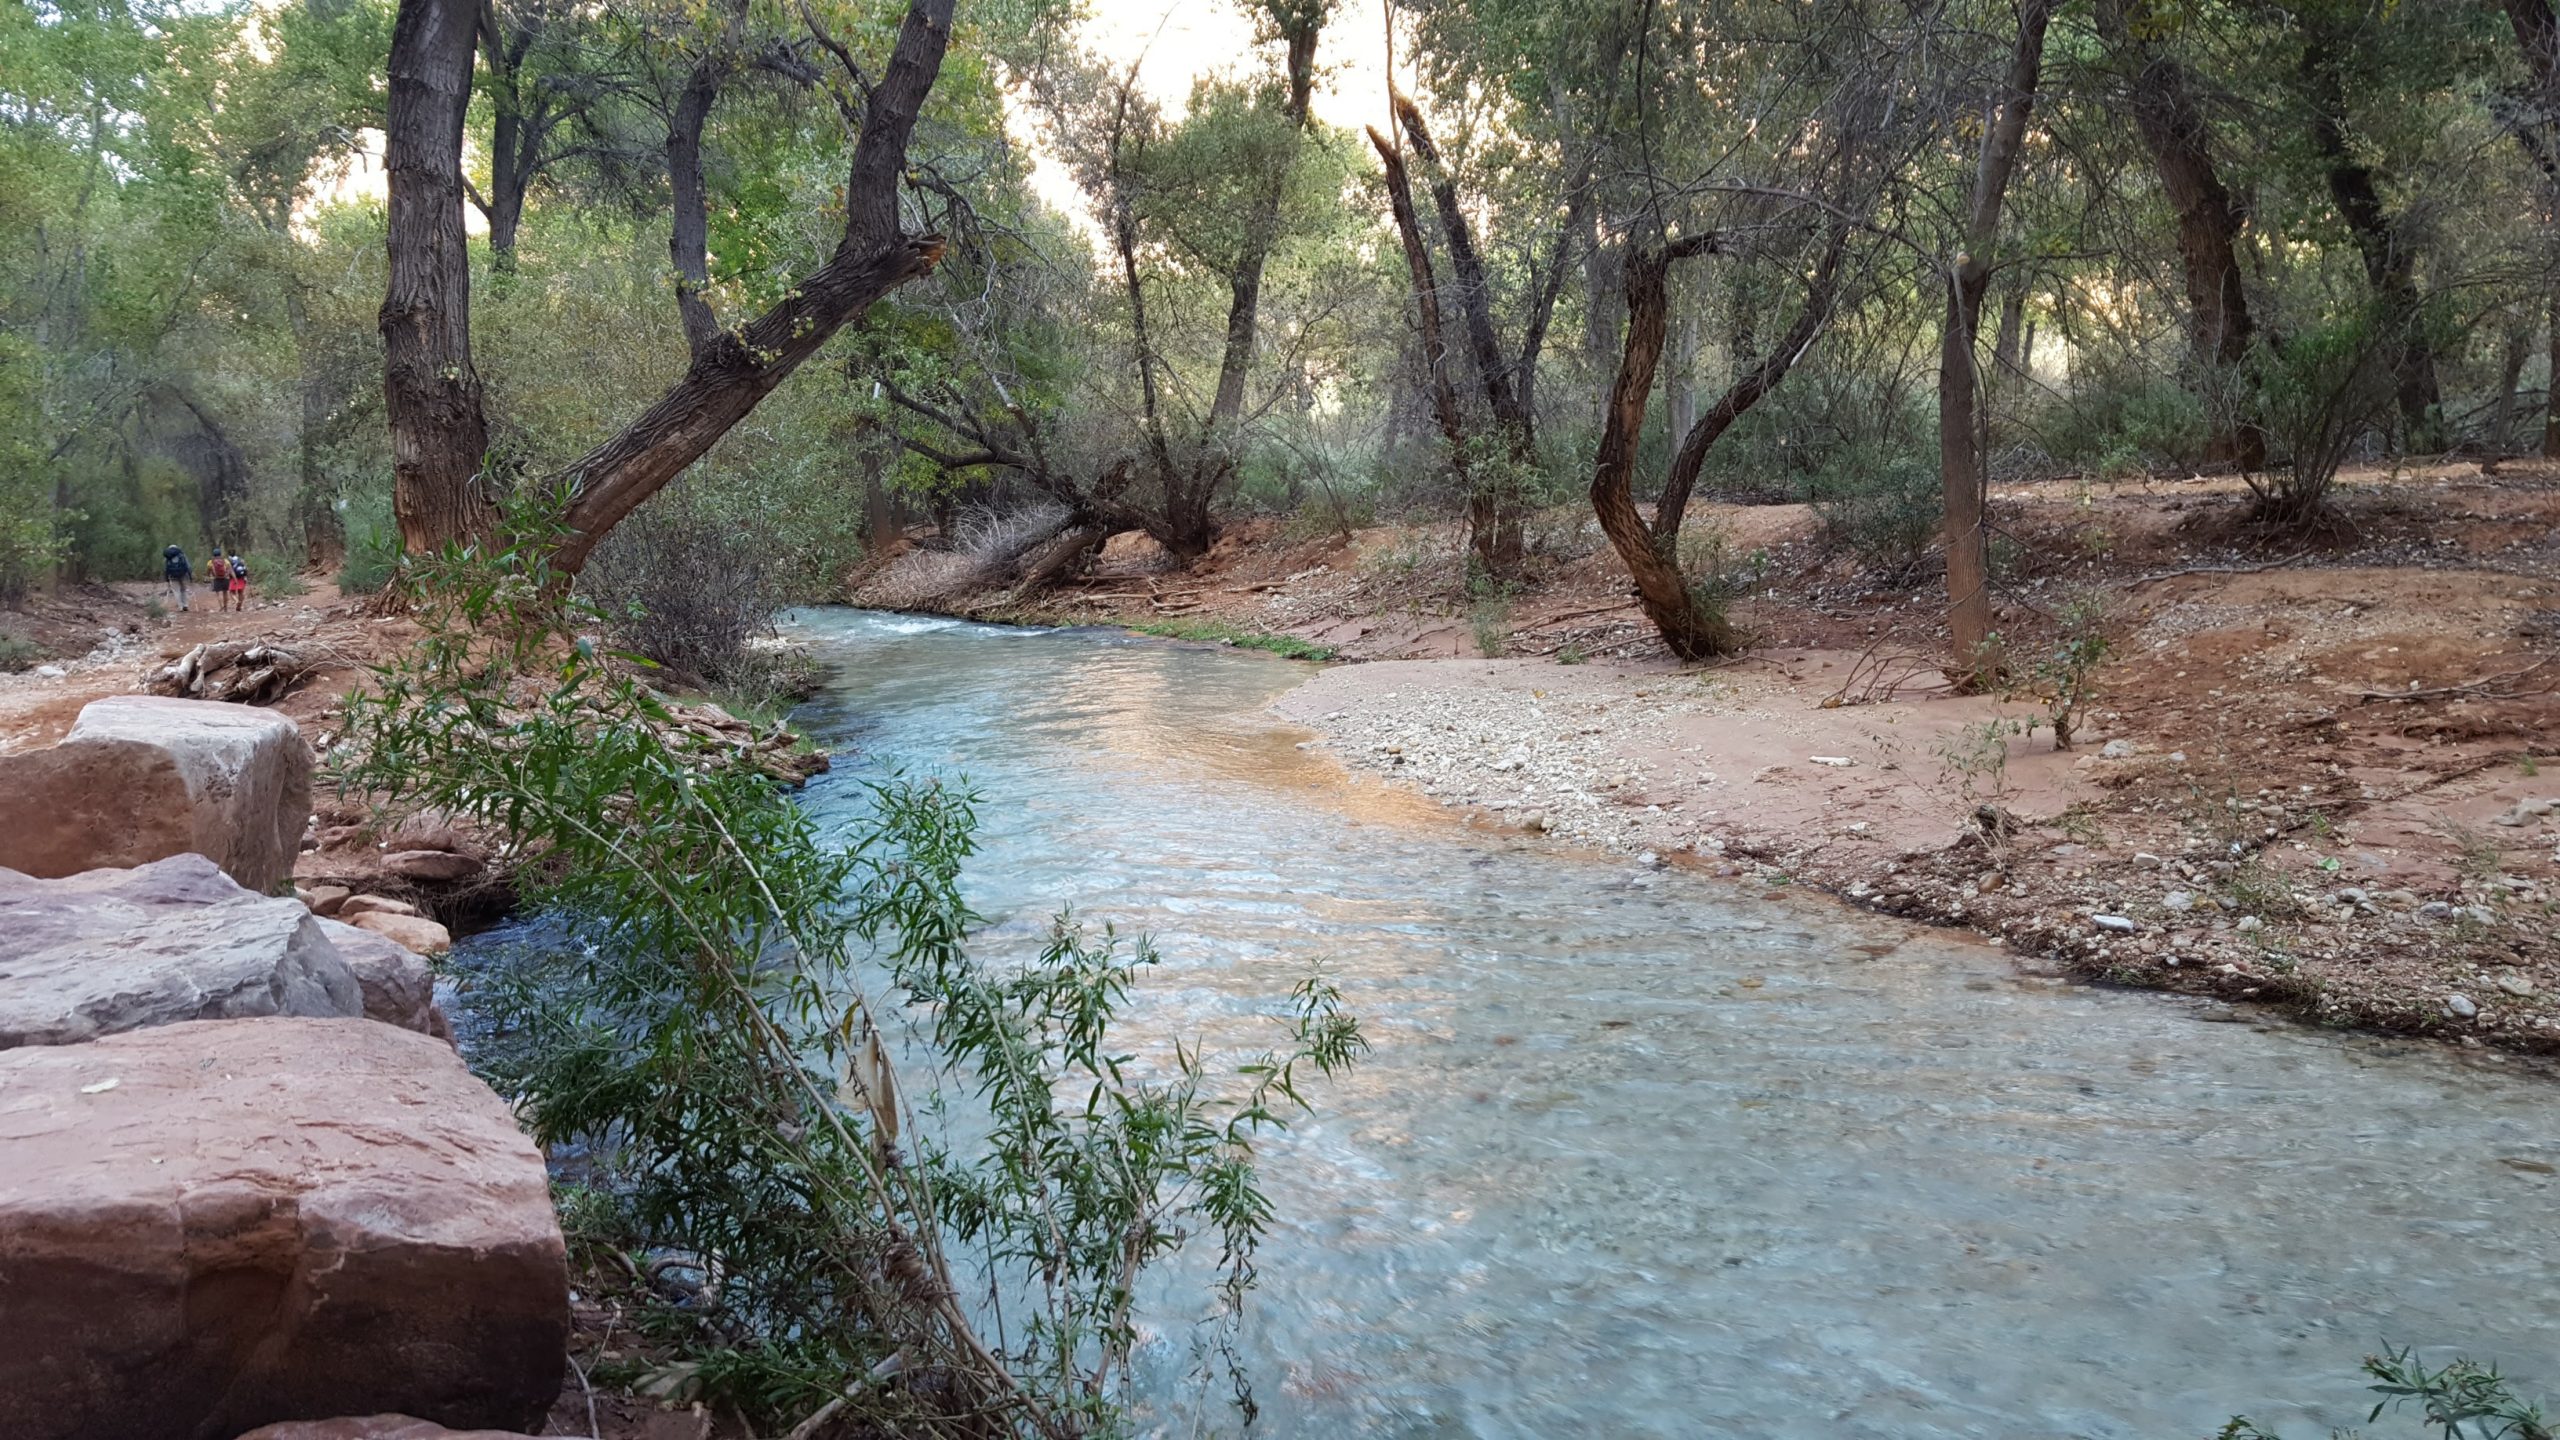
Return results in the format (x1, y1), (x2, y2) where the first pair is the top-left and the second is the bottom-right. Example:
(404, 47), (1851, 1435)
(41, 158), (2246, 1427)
(499, 610), (2560, 1438)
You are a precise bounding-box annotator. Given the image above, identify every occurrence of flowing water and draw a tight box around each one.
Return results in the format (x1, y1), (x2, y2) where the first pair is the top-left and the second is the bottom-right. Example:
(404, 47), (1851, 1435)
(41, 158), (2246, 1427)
(497, 610), (2560, 1436)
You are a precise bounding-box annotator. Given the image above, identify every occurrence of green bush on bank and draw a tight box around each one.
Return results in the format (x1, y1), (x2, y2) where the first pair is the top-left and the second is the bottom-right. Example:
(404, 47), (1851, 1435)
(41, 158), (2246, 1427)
(330, 501), (1361, 1436)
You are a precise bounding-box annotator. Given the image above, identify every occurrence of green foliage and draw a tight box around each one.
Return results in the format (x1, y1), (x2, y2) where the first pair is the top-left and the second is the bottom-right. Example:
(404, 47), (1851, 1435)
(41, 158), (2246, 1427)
(333, 509), (1362, 1435)
(1809, 451), (1941, 585)
(2041, 361), (2211, 476)
(2017, 592), (2110, 751)
(0, 630), (42, 672)
(2244, 312), (2399, 528)
(2219, 1346), (2550, 1439)
(334, 491), (402, 596)
(1128, 618), (1335, 660)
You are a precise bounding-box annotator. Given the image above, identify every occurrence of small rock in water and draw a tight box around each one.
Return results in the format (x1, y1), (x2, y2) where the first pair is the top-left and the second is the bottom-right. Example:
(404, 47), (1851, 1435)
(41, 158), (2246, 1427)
(2092, 915), (2138, 934)
(2446, 994), (2479, 1019)
(2496, 972), (2535, 997)
(2100, 739), (2137, 759)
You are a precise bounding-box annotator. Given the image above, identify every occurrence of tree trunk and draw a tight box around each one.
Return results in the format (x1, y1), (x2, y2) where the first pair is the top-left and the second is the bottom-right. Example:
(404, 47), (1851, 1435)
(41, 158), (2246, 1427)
(2547, 291), (2560, 458)
(380, 0), (494, 554)
(2301, 34), (2442, 453)
(285, 280), (344, 563)
(1592, 237), (1734, 661)
(1395, 94), (1528, 574)
(667, 60), (721, 355)
(1207, 6), (1322, 430)
(1584, 218), (1624, 413)
(1652, 225), (1849, 552)
(2495, 318), (2532, 453)
(2099, 0), (2265, 468)
(1369, 124), (1481, 563)
(1992, 285), (2026, 376)
(1666, 309), (1697, 445)
(1941, 0), (2054, 686)
(542, 0), (955, 573)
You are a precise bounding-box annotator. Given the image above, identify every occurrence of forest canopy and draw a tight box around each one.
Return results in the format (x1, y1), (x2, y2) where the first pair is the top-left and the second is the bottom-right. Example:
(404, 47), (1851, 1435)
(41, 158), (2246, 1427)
(6, 0), (2557, 660)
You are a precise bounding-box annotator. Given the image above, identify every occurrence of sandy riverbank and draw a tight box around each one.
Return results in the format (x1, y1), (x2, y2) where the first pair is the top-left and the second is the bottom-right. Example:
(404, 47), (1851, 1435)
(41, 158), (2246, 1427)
(927, 462), (2560, 1056)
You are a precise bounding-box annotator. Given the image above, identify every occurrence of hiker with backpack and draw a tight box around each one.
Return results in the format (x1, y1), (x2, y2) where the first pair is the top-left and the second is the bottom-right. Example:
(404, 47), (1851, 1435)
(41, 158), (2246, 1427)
(206, 549), (232, 612)
(223, 549), (249, 610)
(162, 544), (191, 611)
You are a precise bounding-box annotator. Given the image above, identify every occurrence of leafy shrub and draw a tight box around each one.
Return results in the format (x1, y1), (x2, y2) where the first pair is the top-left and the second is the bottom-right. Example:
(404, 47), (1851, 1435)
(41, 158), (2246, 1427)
(335, 491), (403, 596)
(1809, 451), (1941, 584)
(0, 631), (42, 672)
(336, 514), (1363, 1436)
(2016, 591), (2110, 750)
(2219, 1346), (2549, 1439)
(581, 483), (789, 688)
(2244, 312), (2397, 530)
(2041, 361), (2210, 476)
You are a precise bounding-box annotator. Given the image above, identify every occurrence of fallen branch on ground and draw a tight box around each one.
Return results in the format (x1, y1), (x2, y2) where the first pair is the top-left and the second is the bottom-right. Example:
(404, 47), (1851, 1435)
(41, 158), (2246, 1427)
(2349, 657), (2554, 704)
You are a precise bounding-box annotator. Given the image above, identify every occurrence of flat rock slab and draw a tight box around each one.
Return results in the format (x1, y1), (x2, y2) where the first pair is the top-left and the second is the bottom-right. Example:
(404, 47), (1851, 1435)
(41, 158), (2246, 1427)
(0, 696), (311, 892)
(0, 1018), (568, 1440)
(0, 855), (364, 1048)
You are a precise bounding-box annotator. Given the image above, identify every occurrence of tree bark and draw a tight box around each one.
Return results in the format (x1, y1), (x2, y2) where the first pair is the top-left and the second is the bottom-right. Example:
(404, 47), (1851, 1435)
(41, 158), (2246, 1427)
(1652, 225), (1848, 552)
(1206, 3), (1323, 430)
(285, 280), (344, 563)
(1369, 125), (1480, 562)
(381, 0), (494, 553)
(2548, 292), (2560, 459)
(2300, 34), (2442, 453)
(545, 0), (956, 573)
(2097, 0), (2265, 467)
(2497, 2), (2560, 456)
(1395, 94), (1529, 574)
(1591, 236), (1735, 661)
(1940, 0), (2054, 686)
(666, 58), (721, 355)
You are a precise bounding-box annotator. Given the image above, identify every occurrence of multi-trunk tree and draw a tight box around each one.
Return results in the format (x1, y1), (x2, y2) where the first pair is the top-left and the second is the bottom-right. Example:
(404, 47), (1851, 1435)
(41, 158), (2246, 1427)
(379, 0), (957, 570)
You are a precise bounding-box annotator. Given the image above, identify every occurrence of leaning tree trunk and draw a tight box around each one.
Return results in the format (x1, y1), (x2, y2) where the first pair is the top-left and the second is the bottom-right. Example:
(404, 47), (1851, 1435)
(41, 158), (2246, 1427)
(666, 61), (722, 356)
(1591, 236), (1735, 661)
(1940, 0), (2054, 688)
(546, 0), (955, 575)
(380, 0), (494, 554)
(1368, 125), (1477, 555)
(1396, 95), (1530, 576)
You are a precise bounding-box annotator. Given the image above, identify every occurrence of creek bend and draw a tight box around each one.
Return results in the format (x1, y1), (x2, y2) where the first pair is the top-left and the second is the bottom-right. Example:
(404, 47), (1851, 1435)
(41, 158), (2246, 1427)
(469, 609), (2559, 1438)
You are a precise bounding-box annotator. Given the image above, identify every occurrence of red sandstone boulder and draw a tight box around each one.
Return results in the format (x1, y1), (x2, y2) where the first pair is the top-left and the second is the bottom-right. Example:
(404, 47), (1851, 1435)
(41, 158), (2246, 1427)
(0, 1018), (568, 1439)
(343, 908), (454, 956)
(0, 696), (311, 892)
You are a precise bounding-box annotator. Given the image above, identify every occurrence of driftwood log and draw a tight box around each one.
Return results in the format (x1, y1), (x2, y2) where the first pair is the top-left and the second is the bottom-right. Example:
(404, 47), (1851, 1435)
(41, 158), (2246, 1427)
(147, 642), (315, 704)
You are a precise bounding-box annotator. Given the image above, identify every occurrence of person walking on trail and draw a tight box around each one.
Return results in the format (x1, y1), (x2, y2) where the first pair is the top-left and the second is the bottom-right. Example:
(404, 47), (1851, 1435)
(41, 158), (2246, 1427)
(161, 544), (192, 611)
(206, 549), (232, 613)
(224, 549), (249, 610)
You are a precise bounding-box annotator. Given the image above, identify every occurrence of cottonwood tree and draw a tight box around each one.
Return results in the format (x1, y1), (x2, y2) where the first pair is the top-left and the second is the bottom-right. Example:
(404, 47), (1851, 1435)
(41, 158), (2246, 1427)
(379, 0), (956, 568)
(1938, 0), (2054, 686)
(876, 3), (1340, 564)
(2094, 0), (2267, 468)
